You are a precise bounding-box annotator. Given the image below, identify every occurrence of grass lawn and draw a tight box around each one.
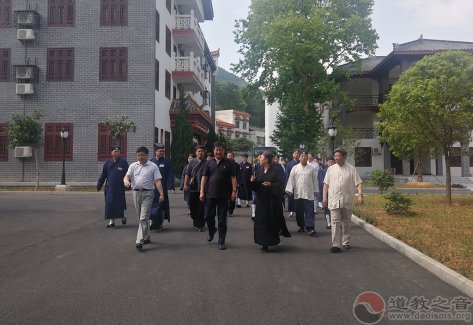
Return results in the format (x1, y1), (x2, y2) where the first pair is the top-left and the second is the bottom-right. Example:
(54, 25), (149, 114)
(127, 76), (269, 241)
(354, 194), (473, 280)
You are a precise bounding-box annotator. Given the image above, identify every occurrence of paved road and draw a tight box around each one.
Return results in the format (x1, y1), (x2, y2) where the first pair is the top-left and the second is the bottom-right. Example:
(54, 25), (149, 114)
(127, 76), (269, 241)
(0, 192), (469, 325)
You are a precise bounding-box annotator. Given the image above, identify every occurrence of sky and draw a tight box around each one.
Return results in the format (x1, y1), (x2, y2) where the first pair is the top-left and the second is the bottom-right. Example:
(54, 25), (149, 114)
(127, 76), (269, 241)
(201, 0), (473, 73)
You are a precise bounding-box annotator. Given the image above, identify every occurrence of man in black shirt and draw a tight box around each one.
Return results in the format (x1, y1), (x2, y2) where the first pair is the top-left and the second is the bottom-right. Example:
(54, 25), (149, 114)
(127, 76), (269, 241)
(184, 145), (206, 231)
(200, 142), (237, 250)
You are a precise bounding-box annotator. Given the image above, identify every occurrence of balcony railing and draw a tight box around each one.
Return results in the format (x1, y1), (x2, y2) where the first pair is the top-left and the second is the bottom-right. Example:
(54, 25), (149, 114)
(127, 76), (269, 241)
(349, 95), (379, 106)
(174, 52), (205, 90)
(175, 12), (205, 53)
(353, 128), (379, 139)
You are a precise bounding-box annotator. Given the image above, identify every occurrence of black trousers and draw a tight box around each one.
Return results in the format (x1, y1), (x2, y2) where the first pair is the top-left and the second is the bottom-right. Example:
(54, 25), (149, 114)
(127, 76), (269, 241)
(205, 197), (228, 245)
(228, 199), (236, 213)
(189, 192), (205, 228)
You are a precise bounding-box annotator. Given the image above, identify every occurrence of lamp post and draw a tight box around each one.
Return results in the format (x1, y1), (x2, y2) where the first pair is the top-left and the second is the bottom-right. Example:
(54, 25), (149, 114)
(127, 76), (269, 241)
(328, 123), (337, 154)
(60, 128), (69, 185)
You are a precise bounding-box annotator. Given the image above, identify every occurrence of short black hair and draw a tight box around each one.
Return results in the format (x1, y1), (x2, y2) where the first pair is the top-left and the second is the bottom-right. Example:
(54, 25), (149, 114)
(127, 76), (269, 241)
(334, 148), (347, 157)
(136, 146), (149, 155)
(195, 145), (205, 152)
(214, 141), (226, 149)
(262, 150), (274, 164)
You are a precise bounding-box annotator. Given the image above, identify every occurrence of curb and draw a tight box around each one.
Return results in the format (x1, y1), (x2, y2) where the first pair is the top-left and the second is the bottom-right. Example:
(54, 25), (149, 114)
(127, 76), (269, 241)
(352, 214), (473, 299)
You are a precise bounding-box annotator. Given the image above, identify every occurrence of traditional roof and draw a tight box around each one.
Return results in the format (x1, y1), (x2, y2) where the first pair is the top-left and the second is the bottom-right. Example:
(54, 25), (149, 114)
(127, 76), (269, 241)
(392, 39), (473, 53)
(338, 56), (386, 75)
(232, 110), (251, 117)
(216, 119), (235, 128)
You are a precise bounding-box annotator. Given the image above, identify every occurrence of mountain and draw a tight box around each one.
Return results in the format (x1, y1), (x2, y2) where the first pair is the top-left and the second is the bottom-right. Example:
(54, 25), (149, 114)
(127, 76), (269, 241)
(215, 67), (247, 87)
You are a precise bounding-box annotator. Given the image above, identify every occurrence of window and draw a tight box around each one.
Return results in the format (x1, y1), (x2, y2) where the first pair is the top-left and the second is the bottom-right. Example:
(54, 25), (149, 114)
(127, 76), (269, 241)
(100, 0), (127, 26)
(165, 70), (171, 99)
(48, 0), (75, 27)
(155, 10), (160, 43)
(47, 48), (74, 81)
(355, 147), (372, 167)
(44, 123), (73, 161)
(166, 0), (171, 14)
(0, 49), (10, 82)
(165, 26), (171, 57)
(0, 123), (8, 161)
(98, 123), (127, 161)
(155, 59), (159, 91)
(0, 0), (12, 27)
(99, 47), (127, 81)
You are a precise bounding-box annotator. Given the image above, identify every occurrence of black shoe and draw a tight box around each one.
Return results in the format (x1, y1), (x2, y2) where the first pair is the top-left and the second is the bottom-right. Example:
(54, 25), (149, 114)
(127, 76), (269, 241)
(149, 224), (157, 230)
(207, 229), (216, 242)
(218, 244), (226, 250)
(246, 204), (250, 208)
(228, 211), (234, 217)
(330, 246), (342, 253)
(297, 227), (304, 233)
(106, 223), (115, 228)
(197, 227), (205, 232)
(136, 243), (143, 250)
(259, 246), (269, 253)
(307, 229), (317, 236)
(326, 225), (331, 229)
(155, 225), (163, 231)
(121, 218), (127, 225)
(236, 205), (241, 208)
(250, 216), (255, 221)
(143, 239), (151, 245)
(343, 244), (351, 249)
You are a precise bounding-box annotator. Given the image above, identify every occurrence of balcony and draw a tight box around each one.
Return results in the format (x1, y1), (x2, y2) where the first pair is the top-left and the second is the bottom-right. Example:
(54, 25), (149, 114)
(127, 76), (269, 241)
(174, 13), (205, 56)
(172, 53), (205, 91)
(170, 97), (213, 143)
(174, 0), (214, 21)
(347, 95), (379, 112)
(352, 128), (379, 139)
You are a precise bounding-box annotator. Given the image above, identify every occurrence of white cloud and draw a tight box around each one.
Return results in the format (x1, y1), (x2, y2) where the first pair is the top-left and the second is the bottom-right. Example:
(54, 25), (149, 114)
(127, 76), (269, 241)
(397, 0), (473, 29)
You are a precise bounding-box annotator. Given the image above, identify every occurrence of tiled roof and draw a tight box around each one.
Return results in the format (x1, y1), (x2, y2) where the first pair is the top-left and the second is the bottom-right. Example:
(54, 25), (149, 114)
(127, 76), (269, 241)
(338, 56), (386, 74)
(232, 110), (251, 117)
(393, 39), (473, 53)
(216, 119), (235, 128)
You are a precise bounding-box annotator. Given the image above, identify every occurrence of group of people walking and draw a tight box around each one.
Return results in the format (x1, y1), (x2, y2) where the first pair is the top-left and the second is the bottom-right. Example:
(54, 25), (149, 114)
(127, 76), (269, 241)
(97, 142), (363, 253)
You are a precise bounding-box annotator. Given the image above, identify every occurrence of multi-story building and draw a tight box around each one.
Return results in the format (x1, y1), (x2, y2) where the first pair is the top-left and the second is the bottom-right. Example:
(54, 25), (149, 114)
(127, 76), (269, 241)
(0, 0), (216, 182)
(336, 38), (473, 178)
(215, 109), (251, 139)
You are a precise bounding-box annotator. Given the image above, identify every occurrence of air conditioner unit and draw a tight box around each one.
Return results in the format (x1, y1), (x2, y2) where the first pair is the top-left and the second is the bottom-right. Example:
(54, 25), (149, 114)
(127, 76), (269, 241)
(17, 12), (34, 25)
(372, 147), (382, 155)
(16, 66), (33, 79)
(14, 146), (33, 158)
(16, 83), (34, 95)
(17, 29), (35, 40)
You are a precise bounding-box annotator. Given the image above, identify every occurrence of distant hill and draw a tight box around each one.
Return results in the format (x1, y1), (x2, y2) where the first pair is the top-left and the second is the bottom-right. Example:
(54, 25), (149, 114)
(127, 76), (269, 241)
(216, 68), (247, 87)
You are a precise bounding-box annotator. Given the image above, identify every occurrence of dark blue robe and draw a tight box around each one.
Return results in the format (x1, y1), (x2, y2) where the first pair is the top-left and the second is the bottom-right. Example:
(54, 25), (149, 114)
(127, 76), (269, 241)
(238, 161), (253, 200)
(150, 156), (174, 222)
(285, 159), (299, 212)
(96, 157), (129, 219)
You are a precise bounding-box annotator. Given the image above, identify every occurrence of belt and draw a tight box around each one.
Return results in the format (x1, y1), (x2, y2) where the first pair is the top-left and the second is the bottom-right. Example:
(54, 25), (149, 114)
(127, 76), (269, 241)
(133, 188), (153, 191)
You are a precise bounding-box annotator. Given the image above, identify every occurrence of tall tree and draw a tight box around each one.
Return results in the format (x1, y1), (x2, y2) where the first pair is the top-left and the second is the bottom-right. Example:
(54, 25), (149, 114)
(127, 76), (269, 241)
(171, 91), (194, 178)
(377, 51), (473, 205)
(215, 82), (244, 110)
(8, 110), (43, 188)
(234, 0), (378, 157)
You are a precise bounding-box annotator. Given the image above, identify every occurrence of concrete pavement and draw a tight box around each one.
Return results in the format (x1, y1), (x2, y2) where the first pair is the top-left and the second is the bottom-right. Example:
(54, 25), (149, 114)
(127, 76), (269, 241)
(0, 192), (471, 324)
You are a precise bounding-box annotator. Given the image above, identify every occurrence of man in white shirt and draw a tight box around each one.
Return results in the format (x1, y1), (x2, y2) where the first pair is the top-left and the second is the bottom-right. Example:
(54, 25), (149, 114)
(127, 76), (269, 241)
(308, 153), (321, 213)
(323, 148), (363, 253)
(285, 152), (318, 236)
(124, 146), (164, 250)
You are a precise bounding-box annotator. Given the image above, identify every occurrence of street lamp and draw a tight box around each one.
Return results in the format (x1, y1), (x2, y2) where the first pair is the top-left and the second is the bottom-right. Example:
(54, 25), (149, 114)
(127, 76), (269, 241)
(60, 128), (69, 185)
(328, 123), (337, 154)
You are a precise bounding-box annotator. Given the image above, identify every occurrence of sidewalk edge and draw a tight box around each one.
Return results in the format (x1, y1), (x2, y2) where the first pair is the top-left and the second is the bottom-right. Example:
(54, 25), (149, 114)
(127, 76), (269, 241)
(352, 214), (473, 299)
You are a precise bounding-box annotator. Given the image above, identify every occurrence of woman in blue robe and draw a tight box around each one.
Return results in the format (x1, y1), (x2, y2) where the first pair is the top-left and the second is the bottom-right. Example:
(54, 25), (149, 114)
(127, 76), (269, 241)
(96, 147), (129, 228)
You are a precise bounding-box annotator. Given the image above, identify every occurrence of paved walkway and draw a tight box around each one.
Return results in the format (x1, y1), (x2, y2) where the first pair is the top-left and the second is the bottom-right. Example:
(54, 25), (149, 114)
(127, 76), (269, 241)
(0, 192), (470, 324)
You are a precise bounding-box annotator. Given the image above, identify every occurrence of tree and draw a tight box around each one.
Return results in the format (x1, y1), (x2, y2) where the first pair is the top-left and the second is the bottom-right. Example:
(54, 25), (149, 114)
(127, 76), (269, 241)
(377, 51), (473, 205)
(215, 82), (244, 109)
(102, 115), (136, 146)
(8, 110), (43, 188)
(234, 0), (378, 156)
(228, 136), (254, 153)
(171, 90), (194, 178)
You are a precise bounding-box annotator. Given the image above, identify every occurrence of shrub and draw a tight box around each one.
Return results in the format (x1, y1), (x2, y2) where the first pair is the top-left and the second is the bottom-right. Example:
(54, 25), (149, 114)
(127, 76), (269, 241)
(452, 184), (466, 189)
(383, 191), (412, 215)
(370, 169), (395, 193)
